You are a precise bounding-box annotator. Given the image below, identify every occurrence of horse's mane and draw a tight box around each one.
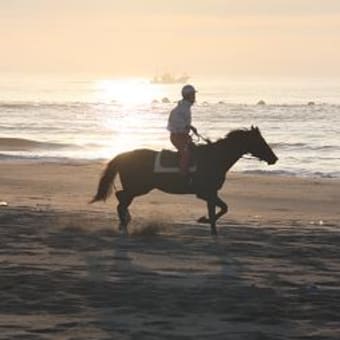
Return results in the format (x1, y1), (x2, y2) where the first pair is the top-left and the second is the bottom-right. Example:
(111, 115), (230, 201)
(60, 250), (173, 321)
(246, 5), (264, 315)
(196, 128), (250, 151)
(223, 128), (249, 140)
(216, 128), (250, 145)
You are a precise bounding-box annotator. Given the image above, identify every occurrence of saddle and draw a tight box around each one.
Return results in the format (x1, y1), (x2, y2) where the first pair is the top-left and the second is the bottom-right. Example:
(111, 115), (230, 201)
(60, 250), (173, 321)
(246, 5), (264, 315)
(154, 149), (197, 173)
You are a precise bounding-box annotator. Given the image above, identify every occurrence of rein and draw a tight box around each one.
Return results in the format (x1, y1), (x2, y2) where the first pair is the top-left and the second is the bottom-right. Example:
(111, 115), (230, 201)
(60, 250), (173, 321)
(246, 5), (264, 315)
(191, 130), (212, 144)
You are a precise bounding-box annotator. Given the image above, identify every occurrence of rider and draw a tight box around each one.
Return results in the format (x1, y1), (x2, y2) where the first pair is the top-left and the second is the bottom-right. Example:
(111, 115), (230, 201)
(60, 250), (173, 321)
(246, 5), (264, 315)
(167, 84), (198, 175)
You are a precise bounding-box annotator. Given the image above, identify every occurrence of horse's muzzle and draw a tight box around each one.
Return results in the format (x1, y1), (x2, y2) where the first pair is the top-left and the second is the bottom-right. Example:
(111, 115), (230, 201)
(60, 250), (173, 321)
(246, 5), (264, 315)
(268, 156), (278, 165)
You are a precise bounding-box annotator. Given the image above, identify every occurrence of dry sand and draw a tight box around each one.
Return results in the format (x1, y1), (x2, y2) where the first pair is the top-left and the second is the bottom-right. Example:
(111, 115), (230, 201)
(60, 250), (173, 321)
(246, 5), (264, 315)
(0, 162), (340, 339)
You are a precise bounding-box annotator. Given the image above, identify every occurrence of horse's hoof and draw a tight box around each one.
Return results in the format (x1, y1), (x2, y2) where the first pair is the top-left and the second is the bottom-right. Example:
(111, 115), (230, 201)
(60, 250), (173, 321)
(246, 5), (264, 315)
(197, 216), (210, 224)
(211, 228), (218, 237)
(118, 223), (128, 235)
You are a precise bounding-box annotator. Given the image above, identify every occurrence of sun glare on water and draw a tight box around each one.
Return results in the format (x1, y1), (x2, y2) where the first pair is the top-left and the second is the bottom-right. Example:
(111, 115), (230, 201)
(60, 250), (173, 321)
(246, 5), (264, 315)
(93, 78), (166, 157)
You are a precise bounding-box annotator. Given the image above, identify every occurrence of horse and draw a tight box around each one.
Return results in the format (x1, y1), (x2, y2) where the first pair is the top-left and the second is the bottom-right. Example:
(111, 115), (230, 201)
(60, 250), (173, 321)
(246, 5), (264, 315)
(91, 126), (278, 235)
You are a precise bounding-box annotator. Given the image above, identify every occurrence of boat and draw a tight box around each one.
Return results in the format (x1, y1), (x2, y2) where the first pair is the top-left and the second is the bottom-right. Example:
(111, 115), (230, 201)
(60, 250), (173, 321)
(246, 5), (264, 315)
(151, 73), (190, 84)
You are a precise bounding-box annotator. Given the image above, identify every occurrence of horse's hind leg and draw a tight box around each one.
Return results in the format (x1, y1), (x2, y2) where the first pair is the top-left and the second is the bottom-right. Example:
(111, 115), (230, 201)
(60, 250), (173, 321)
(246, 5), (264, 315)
(116, 190), (134, 232)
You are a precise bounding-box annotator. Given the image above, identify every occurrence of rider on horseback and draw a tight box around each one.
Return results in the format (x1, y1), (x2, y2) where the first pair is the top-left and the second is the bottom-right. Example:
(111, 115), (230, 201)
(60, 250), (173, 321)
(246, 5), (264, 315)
(167, 84), (198, 175)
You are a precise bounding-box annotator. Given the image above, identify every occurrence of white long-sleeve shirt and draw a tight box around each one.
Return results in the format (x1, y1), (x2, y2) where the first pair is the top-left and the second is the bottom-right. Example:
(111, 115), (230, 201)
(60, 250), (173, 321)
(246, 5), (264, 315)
(167, 99), (192, 133)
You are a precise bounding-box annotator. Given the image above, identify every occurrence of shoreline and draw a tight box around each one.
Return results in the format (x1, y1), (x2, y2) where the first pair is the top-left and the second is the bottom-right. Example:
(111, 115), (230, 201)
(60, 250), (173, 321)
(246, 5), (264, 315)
(0, 156), (339, 179)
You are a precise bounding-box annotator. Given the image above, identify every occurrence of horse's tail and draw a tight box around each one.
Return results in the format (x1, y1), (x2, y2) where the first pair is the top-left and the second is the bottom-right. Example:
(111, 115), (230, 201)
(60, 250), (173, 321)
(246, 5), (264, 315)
(90, 156), (120, 203)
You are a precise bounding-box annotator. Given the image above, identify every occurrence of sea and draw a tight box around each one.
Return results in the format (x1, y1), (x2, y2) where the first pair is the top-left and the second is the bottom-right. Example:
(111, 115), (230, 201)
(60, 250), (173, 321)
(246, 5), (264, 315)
(1, 74), (339, 178)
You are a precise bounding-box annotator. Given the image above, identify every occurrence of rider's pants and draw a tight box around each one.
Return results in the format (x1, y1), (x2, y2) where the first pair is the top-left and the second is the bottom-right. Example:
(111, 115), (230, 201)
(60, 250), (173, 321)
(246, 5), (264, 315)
(170, 133), (192, 175)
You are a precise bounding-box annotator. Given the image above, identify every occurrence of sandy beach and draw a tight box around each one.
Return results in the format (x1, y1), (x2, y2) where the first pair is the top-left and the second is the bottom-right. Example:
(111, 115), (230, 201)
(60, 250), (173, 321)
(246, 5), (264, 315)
(1, 161), (340, 339)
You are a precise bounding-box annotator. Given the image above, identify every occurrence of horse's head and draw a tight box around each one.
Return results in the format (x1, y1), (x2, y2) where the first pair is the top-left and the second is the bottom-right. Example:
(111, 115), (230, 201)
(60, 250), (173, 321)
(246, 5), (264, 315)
(247, 126), (278, 165)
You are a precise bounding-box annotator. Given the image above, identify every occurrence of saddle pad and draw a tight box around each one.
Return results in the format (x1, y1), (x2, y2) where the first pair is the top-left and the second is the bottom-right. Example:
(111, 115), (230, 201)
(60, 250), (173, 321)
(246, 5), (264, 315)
(154, 150), (197, 173)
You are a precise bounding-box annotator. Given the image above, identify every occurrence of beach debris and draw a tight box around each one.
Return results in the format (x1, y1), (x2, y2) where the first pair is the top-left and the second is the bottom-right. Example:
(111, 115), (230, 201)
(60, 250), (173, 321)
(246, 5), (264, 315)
(319, 220), (324, 226)
(0, 201), (8, 207)
(257, 100), (266, 105)
(218, 101), (225, 105)
(307, 101), (315, 106)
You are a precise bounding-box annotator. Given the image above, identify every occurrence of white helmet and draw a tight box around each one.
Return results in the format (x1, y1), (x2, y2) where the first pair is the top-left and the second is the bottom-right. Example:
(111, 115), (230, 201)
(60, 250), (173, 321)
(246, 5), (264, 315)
(181, 84), (197, 98)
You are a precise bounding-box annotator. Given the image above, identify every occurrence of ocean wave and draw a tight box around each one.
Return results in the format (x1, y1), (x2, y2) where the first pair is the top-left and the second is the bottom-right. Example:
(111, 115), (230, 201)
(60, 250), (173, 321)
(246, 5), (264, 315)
(242, 169), (340, 179)
(0, 101), (110, 110)
(270, 142), (339, 152)
(270, 142), (307, 149)
(0, 138), (80, 152)
(0, 153), (98, 164)
(1, 100), (340, 109)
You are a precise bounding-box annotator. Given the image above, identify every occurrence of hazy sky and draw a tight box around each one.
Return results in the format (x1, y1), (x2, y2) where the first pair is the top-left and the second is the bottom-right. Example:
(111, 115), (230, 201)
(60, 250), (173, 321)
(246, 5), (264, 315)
(1, 0), (340, 77)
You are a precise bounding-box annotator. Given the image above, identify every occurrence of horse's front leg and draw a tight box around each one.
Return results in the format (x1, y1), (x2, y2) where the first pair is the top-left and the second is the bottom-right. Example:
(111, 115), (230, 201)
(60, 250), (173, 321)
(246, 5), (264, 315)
(207, 195), (217, 236)
(198, 195), (228, 224)
(214, 196), (228, 221)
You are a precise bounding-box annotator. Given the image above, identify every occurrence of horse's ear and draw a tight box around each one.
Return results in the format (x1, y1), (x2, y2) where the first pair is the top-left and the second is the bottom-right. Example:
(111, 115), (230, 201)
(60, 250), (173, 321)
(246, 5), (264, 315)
(251, 125), (254, 130)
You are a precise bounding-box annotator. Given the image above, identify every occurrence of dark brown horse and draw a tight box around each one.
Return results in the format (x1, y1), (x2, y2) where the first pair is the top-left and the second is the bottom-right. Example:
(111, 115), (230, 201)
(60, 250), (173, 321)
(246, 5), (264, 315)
(91, 126), (278, 235)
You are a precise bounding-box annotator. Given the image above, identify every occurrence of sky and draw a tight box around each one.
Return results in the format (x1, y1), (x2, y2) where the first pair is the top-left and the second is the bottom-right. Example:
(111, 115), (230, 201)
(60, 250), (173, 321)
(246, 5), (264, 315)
(1, 0), (340, 77)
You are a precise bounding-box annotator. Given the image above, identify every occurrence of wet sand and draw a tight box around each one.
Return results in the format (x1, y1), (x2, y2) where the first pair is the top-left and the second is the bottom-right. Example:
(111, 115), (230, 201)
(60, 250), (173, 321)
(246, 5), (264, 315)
(0, 162), (340, 339)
